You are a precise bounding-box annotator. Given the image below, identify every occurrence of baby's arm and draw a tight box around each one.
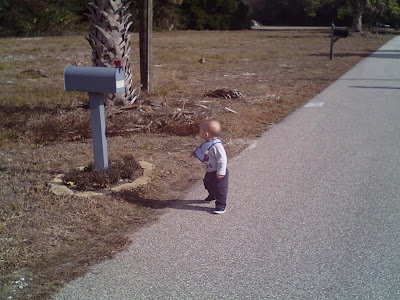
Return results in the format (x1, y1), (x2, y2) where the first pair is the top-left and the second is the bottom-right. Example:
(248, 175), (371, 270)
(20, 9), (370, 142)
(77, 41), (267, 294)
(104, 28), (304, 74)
(213, 144), (227, 178)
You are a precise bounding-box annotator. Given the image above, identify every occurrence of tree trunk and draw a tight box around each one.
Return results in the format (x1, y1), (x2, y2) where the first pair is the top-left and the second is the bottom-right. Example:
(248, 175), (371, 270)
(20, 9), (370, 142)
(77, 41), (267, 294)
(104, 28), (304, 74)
(86, 0), (135, 106)
(353, 6), (363, 32)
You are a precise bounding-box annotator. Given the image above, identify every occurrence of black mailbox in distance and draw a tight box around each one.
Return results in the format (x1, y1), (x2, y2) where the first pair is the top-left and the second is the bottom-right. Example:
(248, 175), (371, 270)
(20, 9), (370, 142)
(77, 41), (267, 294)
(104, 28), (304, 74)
(333, 27), (349, 38)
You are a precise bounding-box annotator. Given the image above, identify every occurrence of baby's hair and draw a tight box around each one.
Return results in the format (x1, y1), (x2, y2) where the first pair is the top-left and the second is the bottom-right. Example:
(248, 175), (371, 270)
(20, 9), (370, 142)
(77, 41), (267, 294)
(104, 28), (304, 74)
(200, 119), (222, 136)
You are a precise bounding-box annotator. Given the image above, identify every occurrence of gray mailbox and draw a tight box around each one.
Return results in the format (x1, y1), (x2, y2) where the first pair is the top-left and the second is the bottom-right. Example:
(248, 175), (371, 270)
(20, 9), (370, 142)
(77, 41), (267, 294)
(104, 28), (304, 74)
(63, 65), (125, 171)
(333, 27), (349, 38)
(64, 66), (125, 94)
(330, 23), (349, 60)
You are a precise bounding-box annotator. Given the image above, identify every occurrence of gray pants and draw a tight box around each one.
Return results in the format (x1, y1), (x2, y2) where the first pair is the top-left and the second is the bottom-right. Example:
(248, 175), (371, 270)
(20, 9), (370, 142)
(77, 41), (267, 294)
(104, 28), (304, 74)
(203, 169), (229, 209)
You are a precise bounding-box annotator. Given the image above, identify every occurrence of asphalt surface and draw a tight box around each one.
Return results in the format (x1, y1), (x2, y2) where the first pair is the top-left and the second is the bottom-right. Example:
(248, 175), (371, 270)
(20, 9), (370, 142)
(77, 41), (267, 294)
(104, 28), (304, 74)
(55, 36), (400, 299)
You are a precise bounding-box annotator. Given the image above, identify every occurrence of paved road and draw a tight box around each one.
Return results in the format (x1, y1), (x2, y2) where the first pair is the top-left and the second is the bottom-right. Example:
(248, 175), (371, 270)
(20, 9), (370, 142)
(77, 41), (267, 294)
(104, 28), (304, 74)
(55, 36), (400, 299)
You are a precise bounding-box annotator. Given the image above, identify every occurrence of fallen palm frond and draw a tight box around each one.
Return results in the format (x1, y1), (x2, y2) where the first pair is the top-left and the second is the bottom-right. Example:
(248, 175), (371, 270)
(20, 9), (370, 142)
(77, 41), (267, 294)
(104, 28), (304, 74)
(205, 89), (244, 99)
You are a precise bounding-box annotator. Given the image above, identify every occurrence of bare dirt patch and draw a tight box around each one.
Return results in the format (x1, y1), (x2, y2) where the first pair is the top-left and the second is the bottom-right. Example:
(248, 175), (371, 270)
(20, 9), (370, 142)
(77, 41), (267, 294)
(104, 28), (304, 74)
(0, 30), (395, 299)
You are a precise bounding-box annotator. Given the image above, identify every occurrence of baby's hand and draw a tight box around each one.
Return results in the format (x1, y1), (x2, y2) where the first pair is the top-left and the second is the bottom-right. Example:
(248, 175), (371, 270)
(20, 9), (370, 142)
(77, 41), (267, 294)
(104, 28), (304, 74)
(216, 175), (225, 179)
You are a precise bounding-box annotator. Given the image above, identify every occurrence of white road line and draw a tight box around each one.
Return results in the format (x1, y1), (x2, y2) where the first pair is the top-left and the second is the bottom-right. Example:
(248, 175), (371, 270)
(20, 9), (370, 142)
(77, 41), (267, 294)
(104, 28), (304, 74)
(304, 99), (326, 107)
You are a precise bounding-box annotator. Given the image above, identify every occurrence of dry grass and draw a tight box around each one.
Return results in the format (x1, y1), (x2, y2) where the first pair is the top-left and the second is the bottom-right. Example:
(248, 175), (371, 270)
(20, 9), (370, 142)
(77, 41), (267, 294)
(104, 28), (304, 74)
(0, 30), (396, 299)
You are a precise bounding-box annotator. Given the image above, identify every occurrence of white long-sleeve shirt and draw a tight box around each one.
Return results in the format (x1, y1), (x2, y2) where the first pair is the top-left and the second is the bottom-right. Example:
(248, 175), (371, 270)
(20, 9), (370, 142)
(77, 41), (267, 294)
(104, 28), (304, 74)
(202, 143), (227, 175)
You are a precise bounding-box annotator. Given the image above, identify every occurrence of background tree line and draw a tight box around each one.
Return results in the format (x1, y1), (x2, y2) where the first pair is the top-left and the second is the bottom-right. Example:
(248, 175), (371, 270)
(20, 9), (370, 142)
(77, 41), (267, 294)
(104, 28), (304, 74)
(0, 0), (399, 37)
(248, 0), (400, 31)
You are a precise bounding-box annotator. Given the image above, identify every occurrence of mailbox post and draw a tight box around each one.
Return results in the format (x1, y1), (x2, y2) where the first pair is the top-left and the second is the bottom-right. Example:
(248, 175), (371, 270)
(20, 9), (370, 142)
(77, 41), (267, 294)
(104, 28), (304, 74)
(375, 22), (390, 37)
(330, 23), (349, 60)
(64, 65), (125, 171)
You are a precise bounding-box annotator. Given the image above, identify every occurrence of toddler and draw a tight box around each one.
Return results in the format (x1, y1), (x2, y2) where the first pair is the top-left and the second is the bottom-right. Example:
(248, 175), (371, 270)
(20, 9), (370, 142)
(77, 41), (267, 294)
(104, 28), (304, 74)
(192, 119), (229, 214)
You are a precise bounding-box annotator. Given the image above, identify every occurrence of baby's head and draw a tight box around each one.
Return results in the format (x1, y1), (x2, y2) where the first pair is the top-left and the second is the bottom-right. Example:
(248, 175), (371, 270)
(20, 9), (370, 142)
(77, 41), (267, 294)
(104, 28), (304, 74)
(199, 119), (222, 141)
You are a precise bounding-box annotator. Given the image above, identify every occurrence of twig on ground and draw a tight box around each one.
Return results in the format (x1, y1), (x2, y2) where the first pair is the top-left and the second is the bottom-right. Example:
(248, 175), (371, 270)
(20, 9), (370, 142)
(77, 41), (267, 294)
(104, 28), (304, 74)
(225, 107), (238, 114)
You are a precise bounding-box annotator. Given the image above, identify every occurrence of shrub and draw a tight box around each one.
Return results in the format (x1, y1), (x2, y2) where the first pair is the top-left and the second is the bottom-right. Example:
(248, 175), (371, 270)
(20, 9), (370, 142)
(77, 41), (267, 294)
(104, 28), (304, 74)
(63, 155), (143, 191)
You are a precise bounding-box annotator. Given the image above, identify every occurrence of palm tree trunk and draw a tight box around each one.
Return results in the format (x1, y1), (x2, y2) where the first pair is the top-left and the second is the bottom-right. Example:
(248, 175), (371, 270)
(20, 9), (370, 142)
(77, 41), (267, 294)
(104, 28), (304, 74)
(353, 6), (363, 32)
(86, 0), (134, 105)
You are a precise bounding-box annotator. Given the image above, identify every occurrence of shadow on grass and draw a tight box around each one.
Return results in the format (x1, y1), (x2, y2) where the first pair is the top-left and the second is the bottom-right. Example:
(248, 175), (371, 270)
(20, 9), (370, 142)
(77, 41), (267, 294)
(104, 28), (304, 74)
(260, 34), (330, 39)
(118, 190), (214, 214)
(0, 103), (74, 114)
